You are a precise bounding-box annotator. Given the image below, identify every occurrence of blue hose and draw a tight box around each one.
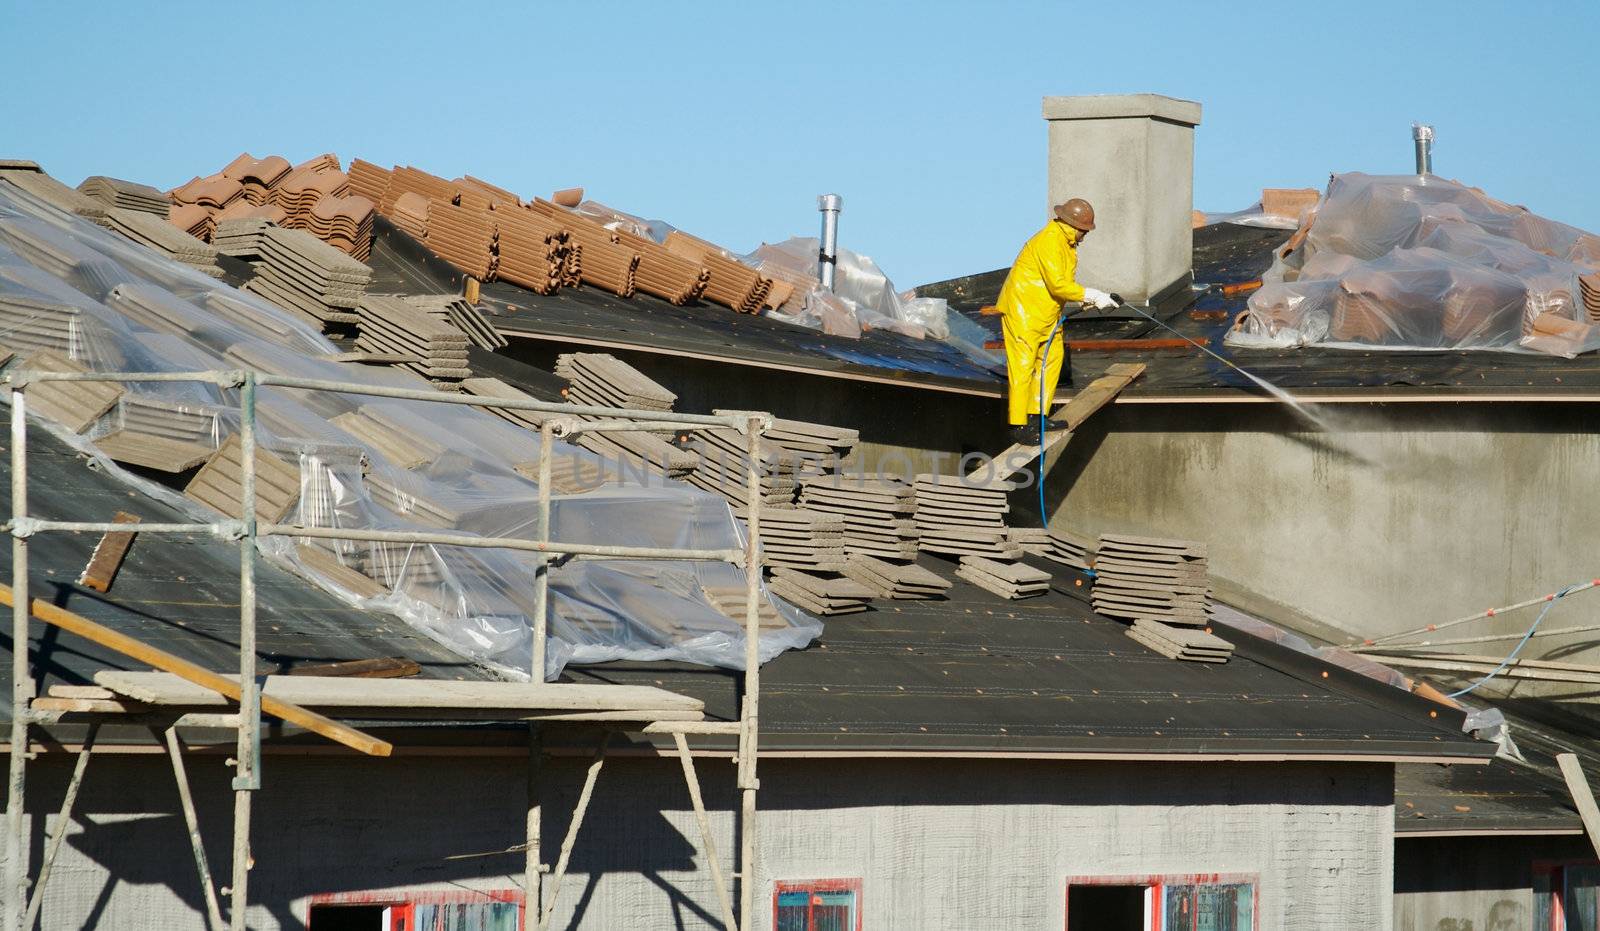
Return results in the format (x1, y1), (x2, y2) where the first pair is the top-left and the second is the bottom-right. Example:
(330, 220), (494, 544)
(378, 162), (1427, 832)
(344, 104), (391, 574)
(1447, 583), (1581, 698)
(1035, 314), (1068, 525)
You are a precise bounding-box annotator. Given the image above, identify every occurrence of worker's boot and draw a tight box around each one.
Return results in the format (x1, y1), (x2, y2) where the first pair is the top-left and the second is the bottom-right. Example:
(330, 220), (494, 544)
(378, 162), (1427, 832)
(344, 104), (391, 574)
(1008, 423), (1036, 447)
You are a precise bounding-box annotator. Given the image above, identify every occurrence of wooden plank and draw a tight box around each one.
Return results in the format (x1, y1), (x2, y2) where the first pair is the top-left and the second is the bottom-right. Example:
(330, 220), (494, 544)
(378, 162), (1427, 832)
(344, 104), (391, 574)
(31, 696), (149, 713)
(980, 362), (1145, 482)
(0, 583), (392, 757)
(1066, 339), (1195, 352)
(1558, 753), (1600, 860)
(76, 511), (139, 593)
(94, 671), (705, 714)
(285, 657), (421, 679)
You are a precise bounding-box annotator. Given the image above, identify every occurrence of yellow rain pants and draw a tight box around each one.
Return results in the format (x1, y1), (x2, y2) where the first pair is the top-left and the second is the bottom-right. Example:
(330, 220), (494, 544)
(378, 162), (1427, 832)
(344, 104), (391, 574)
(996, 221), (1085, 425)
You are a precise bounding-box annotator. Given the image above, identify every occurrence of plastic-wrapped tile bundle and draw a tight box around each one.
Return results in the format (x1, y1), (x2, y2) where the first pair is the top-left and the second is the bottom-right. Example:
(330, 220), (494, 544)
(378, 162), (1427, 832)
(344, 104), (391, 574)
(0, 176), (821, 679)
(1228, 173), (1600, 356)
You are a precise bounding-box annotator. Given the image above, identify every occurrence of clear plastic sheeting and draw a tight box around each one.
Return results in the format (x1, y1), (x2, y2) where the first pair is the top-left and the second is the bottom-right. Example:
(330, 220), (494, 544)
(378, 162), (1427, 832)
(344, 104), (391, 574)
(0, 178), (821, 680)
(1228, 173), (1600, 356)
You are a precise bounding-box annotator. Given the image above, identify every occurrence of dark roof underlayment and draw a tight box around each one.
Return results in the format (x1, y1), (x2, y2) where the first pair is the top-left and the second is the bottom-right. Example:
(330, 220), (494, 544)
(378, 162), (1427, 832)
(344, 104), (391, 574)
(568, 562), (1488, 761)
(1395, 759), (1581, 835)
(919, 223), (1600, 397)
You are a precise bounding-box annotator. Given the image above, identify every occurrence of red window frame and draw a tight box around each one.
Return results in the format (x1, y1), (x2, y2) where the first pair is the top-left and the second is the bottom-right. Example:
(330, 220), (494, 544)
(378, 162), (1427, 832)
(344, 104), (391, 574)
(1064, 873), (1259, 931)
(773, 877), (863, 931)
(307, 888), (524, 931)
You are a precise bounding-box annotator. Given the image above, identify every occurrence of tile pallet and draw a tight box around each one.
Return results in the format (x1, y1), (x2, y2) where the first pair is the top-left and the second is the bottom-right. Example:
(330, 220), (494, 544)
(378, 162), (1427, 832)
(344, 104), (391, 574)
(1, 169), (110, 223)
(615, 229), (709, 306)
(1090, 533), (1213, 628)
(1126, 619), (1233, 663)
(10, 352), (124, 434)
(493, 208), (570, 295)
(955, 555), (1050, 600)
(183, 433), (301, 523)
(554, 352), (676, 411)
(529, 201), (637, 298)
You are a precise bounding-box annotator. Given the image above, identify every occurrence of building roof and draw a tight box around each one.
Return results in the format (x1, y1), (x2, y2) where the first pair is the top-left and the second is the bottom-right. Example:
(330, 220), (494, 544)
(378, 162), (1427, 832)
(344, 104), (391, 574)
(570, 560), (1490, 762)
(366, 218), (1003, 396)
(919, 223), (1600, 401)
(1396, 759), (1581, 836)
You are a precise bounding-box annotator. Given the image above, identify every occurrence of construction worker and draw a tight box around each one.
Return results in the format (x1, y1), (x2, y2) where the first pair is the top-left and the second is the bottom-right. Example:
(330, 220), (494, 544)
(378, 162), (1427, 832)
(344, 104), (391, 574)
(997, 198), (1117, 445)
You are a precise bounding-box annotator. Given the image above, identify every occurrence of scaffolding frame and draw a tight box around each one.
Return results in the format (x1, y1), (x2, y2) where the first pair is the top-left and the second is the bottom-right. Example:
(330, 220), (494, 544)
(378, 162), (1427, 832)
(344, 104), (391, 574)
(2, 368), (772, 931)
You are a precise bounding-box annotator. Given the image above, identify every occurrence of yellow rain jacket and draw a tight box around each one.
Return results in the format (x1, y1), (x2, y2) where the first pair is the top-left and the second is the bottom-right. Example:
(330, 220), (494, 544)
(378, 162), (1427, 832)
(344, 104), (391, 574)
(997, 221), (1085, 425)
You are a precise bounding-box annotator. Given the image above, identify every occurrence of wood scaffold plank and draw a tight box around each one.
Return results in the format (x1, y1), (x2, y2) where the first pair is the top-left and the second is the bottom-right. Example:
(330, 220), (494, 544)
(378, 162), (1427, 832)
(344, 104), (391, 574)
(0, 583), (391, 757)
(980, 362), (1145, 483)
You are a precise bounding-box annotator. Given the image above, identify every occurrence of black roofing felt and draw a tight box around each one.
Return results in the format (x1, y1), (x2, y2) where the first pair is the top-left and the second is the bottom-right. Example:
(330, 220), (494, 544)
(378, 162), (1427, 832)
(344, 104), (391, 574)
(0, 427), (492, 722)
(364, 219), (1002, 394)
(1395, 759), (1581, 834)
(567, 556), (1488, 760)
(926, 223), (1600, 396)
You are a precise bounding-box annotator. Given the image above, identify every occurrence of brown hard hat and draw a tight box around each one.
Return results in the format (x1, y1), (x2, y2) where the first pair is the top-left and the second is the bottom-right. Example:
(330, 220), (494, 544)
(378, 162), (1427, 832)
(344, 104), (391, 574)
(1054, 198), (1096, 231)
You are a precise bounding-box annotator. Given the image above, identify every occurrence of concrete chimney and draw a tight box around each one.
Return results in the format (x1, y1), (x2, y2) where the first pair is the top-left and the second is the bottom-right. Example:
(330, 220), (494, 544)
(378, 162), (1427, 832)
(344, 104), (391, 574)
(1042, 93), (1202, 304)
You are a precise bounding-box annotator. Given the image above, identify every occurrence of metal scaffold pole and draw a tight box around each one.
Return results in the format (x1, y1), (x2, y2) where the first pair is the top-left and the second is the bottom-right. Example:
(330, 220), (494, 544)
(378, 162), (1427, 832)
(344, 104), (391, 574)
(229, 372), (260, 931)
(5, 384), (28, 931)
(738, 414), (763, 930)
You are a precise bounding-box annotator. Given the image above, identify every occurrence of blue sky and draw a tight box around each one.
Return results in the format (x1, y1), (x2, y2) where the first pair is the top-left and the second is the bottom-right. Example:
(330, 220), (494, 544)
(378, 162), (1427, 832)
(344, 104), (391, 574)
(4, 1), (1594, 287)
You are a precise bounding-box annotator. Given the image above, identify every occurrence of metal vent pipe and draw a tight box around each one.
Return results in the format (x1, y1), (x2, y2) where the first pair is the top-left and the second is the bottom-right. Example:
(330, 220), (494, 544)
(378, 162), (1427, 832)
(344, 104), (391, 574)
(1413, 123), (1434, 176)
(817, 194), (842, 290)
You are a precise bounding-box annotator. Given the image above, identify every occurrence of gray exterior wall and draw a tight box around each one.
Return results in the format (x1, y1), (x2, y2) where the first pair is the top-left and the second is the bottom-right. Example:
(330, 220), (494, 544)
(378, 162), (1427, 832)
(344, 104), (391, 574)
(1395, 834), (1593, 931)
(4, 752), (1393, 930)
(1048, 401), (1600, 688)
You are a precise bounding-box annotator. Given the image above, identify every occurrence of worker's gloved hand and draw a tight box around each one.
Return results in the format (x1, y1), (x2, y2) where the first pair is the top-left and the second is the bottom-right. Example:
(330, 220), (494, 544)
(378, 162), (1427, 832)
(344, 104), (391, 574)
(1081, 287), (1118, 311)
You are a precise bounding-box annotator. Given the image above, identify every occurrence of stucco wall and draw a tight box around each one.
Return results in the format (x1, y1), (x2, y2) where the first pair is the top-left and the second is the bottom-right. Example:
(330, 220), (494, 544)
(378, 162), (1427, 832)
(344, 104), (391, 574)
(3, 753), (1393, 930)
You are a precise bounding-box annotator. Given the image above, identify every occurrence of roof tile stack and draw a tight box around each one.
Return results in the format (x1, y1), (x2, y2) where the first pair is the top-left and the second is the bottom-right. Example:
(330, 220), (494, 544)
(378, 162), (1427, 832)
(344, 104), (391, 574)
(1580, 272), (1600, 323)
(553, 352), (697, 477)
(616, 229), (709, 305)
(76, 176), (169, 216)
(168, 204), (217, 242)
(767, 567), (873, 616)
(0, 167), (110, 224)
(1010, 527), (1094, 572)
(347, 159), (393, 205)
(956, 555), (1050, 599)
(1090, 533), (1213, 627)
(10, 352), (124, 433)
(1126, 619), (1234, 663)
(686, 427), (799, 508)
(529, 201), (637, 297)
(103, 208), (222, 276)
(224, 221), (372, 329)
(215, 199), (289, 226)
(221, 154), (291, 205)
(493, 207), (569, 295)
(401, 294), (505, 350)
(797, 476), (919, 560)
(273, 163), (350, 217)
(739, 507), (846, 572)
(380, 165), (457, 214)
(664, 231), (770, 312)
(425, 202), (497, 280)
(455, 175), (521, 207)
(304, 194), (376, 261)
(390, 192), (430, 240)
(843, 553), (952, 600)
(356, 294), (471, 383)
(912, 473), (1021, 560)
